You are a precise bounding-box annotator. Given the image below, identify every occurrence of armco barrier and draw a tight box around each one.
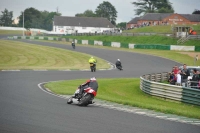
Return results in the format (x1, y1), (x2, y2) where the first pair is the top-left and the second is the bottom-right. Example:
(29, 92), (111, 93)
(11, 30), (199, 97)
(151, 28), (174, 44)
(140, 73), (200, 106)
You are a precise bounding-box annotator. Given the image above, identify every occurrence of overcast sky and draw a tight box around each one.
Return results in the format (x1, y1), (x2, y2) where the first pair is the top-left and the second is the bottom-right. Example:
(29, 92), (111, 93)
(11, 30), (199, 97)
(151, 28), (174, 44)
(0, 0), (200, 23)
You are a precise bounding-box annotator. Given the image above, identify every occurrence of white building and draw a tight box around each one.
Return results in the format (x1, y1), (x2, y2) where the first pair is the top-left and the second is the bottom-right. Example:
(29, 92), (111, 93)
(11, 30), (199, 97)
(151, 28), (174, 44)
(53, 16), (116, 34)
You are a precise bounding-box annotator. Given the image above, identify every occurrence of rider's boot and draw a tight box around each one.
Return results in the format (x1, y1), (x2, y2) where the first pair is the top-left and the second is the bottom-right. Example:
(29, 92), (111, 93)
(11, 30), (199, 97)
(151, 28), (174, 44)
(88, 101), (95, 104)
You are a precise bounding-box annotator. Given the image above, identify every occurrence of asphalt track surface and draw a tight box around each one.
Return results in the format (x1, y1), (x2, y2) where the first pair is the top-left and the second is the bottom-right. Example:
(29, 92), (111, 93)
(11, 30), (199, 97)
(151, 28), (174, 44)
(0, 37), (199, 133)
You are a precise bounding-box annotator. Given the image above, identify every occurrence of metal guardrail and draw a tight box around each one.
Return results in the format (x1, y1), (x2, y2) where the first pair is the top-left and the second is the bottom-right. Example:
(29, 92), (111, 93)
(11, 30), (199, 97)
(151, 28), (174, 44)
(140, 72), (200, 106)
(188, 35), (200, 40)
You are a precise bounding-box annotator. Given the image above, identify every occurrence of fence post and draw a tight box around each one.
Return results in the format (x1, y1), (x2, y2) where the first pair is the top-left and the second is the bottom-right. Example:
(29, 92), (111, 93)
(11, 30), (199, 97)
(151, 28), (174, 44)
(161, 73), (164, 82)
(150, 74), (152, 81)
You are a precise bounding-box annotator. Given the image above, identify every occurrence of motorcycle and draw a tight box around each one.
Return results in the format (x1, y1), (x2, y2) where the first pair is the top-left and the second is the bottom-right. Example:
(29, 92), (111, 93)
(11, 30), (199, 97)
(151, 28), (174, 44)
(116, 65), (123, 70)
(72, 42), (75, 49)
(90, 63), (96, 72)
(67, 85), (97, 106)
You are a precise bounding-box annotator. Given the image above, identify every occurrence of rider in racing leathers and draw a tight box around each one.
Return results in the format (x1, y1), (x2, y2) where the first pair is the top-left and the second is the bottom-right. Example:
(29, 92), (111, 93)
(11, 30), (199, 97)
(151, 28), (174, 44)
(88, 57), (97, 65)
(79, 77), (98, 96)
(115, 59), (123, 70)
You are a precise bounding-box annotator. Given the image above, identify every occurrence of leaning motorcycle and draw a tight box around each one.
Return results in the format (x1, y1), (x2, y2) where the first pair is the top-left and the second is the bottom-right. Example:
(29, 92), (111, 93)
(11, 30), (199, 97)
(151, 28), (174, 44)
(90, 63), (96, 72)
(67, 85), (97, 106)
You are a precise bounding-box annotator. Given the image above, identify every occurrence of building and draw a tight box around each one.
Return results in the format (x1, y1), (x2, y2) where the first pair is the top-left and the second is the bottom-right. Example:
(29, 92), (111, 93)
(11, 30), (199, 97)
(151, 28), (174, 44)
(163, 14), (200, 25)
(53, 16), (116, 34)
(126, 17), (140, 29)
(137, 13), (173, 26)
(127, 13), (200, 28)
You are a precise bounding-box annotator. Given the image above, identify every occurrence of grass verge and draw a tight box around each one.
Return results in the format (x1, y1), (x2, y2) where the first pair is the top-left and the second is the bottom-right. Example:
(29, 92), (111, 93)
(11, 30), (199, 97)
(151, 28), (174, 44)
(123, 25), (200, 34)
(0, 40), (110, 70)
(45, 78), (200, 119)
(65, 35), (200, 46)
(0, 30), (24, 35)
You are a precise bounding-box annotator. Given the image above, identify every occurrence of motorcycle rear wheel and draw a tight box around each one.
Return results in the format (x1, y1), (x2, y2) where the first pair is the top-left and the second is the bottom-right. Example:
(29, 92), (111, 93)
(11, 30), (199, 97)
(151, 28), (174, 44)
(78, 94), (92, 106)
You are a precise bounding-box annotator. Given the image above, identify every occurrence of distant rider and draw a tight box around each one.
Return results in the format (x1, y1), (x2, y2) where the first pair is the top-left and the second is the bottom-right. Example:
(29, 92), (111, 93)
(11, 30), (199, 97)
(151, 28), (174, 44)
(88, 56), (97, 66)
(71, 41), (75, 48)
(115, 59), (123, 70)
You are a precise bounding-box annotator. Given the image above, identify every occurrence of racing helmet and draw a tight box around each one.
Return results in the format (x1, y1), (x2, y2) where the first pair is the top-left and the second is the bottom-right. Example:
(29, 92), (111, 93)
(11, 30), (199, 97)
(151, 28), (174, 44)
(117, 59), (120, 61)
(90, 77), (96, 81)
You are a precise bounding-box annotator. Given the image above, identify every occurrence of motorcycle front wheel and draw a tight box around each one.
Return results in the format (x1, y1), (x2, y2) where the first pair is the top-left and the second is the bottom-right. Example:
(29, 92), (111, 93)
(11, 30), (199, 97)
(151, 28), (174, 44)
(67, 97), (73, 104)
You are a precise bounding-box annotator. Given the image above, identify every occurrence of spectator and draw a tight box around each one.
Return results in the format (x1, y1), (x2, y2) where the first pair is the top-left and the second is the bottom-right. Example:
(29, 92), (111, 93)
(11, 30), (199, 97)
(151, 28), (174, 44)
(170, 65), (179, 84)
(176, 70), (181, 86)
(168, 72), (176, 85)
(190, 69), (199, 89)
(180, 64), (190, 87)
(173, 65), (179, 74)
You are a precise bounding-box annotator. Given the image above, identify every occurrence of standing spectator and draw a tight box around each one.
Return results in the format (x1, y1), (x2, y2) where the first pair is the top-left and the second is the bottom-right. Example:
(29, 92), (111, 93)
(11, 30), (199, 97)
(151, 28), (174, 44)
(190, 69), (199, 89)
(173, 65), (179, 74)
(172, 65), (179, 84)
(168, 72), (175, 85)
(180, 64), (190, 87)
(176, 70), (181, 86)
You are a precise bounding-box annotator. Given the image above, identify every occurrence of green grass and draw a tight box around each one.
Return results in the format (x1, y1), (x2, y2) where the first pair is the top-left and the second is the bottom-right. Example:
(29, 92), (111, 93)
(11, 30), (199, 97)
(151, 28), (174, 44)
(65, 35), (200, 46)
(123, 25), (200, 34)
(0, 30), (24, 35)
(0, 40), (110, 70)
(45, 78), (200, 119)
(124, 25), (173, 33)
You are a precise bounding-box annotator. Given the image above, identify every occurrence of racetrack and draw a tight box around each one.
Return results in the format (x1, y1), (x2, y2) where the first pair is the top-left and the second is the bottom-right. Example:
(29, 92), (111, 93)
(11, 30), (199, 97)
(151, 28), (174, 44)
(0, 37), (199, 133)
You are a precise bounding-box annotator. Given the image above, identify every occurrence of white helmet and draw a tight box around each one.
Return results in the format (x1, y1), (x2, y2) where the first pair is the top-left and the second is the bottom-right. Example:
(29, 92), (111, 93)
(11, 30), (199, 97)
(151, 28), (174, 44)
(117, 59), (120, 61)
(90, 77), (96, 81)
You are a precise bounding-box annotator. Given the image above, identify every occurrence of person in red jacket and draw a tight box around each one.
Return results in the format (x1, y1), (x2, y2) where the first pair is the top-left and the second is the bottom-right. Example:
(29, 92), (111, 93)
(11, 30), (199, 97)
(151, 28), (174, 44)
(78, 77), (98, 97)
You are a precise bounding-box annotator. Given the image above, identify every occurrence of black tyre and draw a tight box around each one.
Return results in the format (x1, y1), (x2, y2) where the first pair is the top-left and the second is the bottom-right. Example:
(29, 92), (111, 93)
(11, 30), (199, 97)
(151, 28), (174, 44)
(67, 97), (73, 104)
(91, 66), (94, 72)
(78, 94), (92, 106)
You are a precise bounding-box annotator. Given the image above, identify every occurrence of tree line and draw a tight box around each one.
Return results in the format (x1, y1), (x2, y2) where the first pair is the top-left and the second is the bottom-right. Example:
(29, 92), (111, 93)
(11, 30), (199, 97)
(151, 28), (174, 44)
(0, 7), (61, 31)
(0, 0), (199, 31)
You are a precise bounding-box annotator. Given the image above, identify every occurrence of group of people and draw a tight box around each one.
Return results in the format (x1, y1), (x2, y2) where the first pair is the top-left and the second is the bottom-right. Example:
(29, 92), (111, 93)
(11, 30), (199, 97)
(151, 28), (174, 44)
(168, 64), (200, 89)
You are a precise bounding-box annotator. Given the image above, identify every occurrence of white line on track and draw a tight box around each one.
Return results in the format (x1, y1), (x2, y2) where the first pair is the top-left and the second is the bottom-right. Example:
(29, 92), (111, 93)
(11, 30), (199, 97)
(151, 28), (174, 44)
(2, 70), (20, 71)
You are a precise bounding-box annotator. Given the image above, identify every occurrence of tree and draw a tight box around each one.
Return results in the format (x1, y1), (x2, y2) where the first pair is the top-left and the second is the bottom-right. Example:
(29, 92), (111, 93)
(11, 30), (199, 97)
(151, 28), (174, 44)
(192, 9), (200, 14)
(0, 8), (13, 26)
(116, 22), (126, 30)
(95, 1), (117, 25)
(41, 11), (61, 31)
(18, 7), (42, 30)
(18, 8), (61, 31)
(75, 10), (96, 17)
(132, 0), (174, 15)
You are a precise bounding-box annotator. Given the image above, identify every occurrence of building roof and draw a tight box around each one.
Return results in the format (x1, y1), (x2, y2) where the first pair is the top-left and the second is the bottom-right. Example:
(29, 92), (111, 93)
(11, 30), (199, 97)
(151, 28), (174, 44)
(139, 13), (173, 21)
(127, 17), (140, 24)
(180, 14), (200, 22)
(53, 16), (115, 28)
